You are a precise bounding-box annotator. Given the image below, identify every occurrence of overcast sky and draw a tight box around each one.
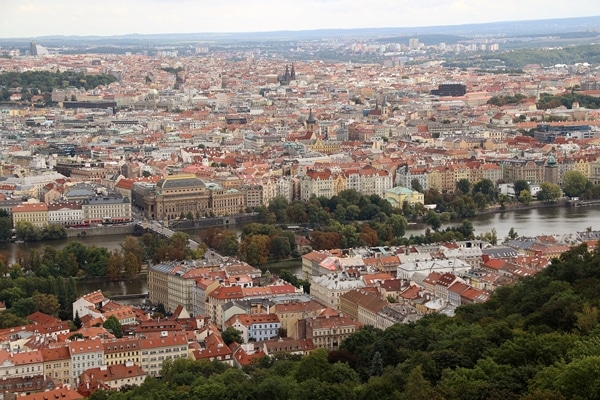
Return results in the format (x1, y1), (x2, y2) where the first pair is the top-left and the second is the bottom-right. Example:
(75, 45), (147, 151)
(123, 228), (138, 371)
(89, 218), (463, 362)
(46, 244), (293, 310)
(1, 0), (600, 38)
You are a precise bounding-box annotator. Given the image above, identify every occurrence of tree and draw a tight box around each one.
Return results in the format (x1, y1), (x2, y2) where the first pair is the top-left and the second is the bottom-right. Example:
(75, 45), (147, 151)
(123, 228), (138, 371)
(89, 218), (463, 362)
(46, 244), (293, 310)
(271, 235), (292, 260)
(473, 178), (497, 201)
(533, 356), (600, 399)
(519, 189), (532, 205)
(575, 303), (599, 334)
(69, 333), (84, 340)
(54, 250), (78, 277)
(82, 247), (109, 277)
(400, 365), (441, 400)
(168, 232), (190, 261)
(32, 291), (60, 316)
(426, 211), (442, 230)
(294, 348), (330, 383)
(388, 214), (408, 238)
(369, 351), (384, 377)
(0, 214), (13, 242)
(456, 178), (471, 194)
(359, 224), (379, 247)
(14, 221), (40, 242)
(241, 234), (271, 266)
(12, 297), (36, 317)
(477, 228), (498, 245)
(334, 204), (347, 222)
(121, 236), (144, 267)
(268, 196), (290, 223)
(507, 227), (519, 240)
(74, 311), (82, 329)
(256, 206), (276, 224)
(411, 178), (423, 193)
(221, 234), (239, 256)
(123, 251), (139, 278)
(0, 311), (28, 329)
(103, 315), (123, 338)
(41, 224), (67, 240)
(222, 326), (243, 345)
(345, 205), (360, 221)
(106, 249), (123, 280)
(309, 231), (342, 250)
(0, 287), (25, 308)
(514, 180), (530, 198)
(563, 170), (589, 198)
(537, 182), (562, 202)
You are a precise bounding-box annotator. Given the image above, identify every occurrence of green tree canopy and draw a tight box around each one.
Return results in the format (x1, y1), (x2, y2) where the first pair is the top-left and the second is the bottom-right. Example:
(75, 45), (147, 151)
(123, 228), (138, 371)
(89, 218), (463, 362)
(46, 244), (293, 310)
(562, 170), (589, 198)
(103, 315), (123, 338)
(221, 327), (243, 345)
(537, 182), (562, 202)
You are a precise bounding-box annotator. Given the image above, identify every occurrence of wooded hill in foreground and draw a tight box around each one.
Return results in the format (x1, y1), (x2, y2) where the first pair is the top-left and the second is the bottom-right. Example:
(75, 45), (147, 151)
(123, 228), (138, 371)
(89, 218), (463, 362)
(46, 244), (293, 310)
(89, 242), (600, 400)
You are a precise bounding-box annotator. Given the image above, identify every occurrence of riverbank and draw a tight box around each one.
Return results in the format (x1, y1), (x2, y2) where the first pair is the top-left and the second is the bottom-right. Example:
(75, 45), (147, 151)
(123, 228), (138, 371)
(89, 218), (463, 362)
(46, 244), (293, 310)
(478, 199), (566, 215)
(66, 224), (135, 238)
(477, 198), (600, 216)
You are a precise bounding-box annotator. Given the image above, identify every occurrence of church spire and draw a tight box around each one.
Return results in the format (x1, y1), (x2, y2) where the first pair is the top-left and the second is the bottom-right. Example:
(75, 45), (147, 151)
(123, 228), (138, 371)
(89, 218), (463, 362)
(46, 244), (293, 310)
(306, 108), (317, 133)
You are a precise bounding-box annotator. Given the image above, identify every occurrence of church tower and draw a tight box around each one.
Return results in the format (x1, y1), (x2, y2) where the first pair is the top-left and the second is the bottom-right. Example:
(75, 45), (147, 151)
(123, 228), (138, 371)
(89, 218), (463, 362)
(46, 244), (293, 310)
(306, 108), (317, 133)
(381, 96), (390, 117)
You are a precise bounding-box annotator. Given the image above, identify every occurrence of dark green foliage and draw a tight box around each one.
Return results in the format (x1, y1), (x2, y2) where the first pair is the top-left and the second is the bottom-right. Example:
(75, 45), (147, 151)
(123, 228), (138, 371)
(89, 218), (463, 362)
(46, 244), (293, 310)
(537, 91), (600, 110)
(487, 93), (529, 106)
(0, 70), (117, 102)
(62, 231), (600, 400)
(478, 44), (600, 69)
(221, 326), (243, 345)
(103, 315), (123, 338)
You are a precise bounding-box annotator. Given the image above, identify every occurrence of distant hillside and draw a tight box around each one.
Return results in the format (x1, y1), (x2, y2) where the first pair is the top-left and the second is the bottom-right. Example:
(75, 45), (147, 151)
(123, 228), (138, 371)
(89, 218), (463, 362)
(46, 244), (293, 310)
(374, 34), (467, 46)
(481, 44), (600, 68)
(1, 15), (599, 46)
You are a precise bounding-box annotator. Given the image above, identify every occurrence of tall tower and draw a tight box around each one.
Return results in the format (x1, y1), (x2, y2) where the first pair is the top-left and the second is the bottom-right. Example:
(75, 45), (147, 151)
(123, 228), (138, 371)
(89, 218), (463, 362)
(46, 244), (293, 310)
(290, 64), (296, 80)
(381, 96), (389, 117)
(306, 109), (317, 133)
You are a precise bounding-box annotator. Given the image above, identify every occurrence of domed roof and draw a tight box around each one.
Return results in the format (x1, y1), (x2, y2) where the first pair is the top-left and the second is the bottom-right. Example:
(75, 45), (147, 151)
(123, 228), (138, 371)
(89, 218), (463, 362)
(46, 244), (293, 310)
(156, 175), (205, 191)
(148, 88), (159, 95)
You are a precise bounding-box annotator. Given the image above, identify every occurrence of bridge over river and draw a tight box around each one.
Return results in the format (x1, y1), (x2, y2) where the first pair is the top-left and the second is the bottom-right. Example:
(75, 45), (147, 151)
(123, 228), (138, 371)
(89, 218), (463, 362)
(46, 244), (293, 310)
(136, 221), (200, 251)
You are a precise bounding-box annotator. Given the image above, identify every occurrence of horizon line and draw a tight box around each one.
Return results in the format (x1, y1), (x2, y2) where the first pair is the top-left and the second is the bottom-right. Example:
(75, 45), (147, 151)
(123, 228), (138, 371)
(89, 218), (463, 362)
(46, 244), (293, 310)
(2, 15), (600, 41)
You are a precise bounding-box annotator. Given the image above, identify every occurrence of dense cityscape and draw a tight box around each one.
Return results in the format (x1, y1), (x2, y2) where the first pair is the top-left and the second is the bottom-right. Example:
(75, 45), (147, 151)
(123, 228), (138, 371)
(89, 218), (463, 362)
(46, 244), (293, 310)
(2, 13), (600, 399)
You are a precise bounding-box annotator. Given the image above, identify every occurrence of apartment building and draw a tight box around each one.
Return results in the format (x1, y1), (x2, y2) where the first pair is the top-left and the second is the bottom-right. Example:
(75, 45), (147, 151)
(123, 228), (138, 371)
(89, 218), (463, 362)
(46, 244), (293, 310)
(0, 349), (44, 379)
(47, 201), (84, 226)
(225, 313), (281, 343)
(272, 300), (326, 339)
(78, 362), (146, 393)
(68, 339), (104, 384)
(41, 346), (72, 385)
(139, 332), (190, 377)
(81, 195), (131, 224)
(103, 337), (141, 367)
(300, 170), (334, 200)
(148, 263), (219, 313)
(300, 314), (361, 350)
(12, 203), (49, 228)
(310, 271), (366, 310)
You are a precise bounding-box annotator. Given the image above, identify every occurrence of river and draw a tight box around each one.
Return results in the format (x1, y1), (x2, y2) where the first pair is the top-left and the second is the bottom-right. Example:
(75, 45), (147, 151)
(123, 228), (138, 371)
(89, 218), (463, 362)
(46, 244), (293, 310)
(3, 205), (600, 297)
(405, 204), (600, 239)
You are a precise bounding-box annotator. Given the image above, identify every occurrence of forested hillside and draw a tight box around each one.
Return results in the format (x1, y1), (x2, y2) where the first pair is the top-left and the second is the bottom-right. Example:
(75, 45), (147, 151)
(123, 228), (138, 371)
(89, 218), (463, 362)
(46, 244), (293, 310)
(0, 70), (117, 101)
(85, 241), (600, 399)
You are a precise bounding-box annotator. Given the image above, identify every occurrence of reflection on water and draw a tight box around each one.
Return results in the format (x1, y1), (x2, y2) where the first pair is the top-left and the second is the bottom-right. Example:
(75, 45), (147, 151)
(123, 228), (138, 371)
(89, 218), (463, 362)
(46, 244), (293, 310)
(76, 277), (148, 299)
(2, 207), (600, 297)
(406, 204), (600, 239)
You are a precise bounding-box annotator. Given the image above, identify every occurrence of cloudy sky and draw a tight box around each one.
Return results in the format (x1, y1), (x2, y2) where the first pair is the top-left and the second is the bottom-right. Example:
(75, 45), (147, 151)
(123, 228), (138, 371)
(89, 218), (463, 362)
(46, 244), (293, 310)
(1, 0), (600, 38)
